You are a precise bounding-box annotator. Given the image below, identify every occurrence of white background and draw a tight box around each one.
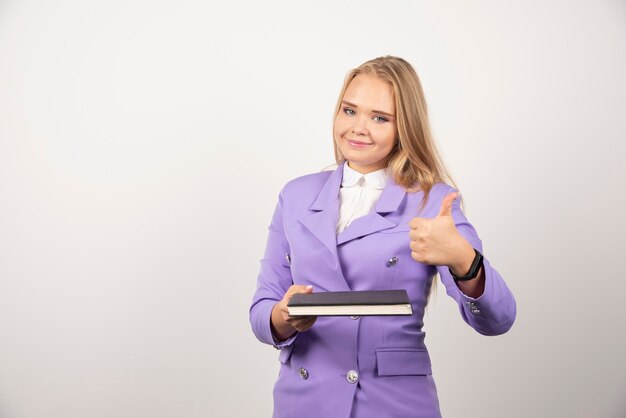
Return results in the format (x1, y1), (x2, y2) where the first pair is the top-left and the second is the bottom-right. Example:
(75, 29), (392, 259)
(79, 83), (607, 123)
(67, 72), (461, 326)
(1, 1), (625, 417)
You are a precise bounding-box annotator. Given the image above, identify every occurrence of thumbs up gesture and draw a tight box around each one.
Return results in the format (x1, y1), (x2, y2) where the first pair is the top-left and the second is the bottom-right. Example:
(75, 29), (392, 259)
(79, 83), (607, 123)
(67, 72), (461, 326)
(408, 192), (475, 272)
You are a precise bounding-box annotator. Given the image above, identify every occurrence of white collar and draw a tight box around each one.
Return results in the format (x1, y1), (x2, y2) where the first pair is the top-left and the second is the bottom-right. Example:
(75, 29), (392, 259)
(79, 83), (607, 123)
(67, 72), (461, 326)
(341, 162), (389, 190)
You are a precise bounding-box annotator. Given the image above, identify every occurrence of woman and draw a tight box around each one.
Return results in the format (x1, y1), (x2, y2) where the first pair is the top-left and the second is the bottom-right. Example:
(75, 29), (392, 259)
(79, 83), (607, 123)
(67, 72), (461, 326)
(250, 56), (516, 418)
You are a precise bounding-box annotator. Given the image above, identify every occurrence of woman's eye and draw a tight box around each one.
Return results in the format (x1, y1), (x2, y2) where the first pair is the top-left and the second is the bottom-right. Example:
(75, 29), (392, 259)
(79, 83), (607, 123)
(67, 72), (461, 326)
(343, 107), (355, 116)
(373, 116), (388, 123)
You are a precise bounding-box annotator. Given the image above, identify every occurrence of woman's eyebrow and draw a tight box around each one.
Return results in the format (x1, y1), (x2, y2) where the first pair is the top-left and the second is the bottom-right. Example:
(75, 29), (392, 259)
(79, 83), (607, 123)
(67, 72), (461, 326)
(341, 100), (395, 118)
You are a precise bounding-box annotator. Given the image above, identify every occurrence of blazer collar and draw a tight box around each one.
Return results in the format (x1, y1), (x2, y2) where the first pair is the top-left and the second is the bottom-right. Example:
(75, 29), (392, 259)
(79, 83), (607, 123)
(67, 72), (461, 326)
(302, 160), (408, 253)
(299, 161), (408, 290)
(309, 161), (344, 211)
(310, 160), (406, 213)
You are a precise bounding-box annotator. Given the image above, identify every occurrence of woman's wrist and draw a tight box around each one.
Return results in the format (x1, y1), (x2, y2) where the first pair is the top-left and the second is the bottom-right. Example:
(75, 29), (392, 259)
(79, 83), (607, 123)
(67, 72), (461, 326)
(455, 266), (485, 298)
(448, 243), (476, 276)
(271, 303), (297, 341)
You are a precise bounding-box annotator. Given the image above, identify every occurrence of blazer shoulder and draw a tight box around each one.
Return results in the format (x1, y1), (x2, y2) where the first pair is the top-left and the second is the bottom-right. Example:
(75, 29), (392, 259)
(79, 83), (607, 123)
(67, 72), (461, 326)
(410, 182), (458, 216)
(430, 182), (457, 195)
(406, 182), (456, 197)
(280, 169), (333, 198)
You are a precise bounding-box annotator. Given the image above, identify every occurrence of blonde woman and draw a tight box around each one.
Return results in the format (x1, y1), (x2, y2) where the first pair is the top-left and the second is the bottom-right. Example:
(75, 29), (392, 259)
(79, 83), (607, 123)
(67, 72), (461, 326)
(250, 56), (516, 418)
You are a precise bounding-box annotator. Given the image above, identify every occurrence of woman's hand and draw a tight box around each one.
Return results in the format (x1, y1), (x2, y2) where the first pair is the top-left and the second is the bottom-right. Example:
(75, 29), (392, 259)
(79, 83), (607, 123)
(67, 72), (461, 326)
(408, 192), (475, 274)
(409, 191), (485, 297)
(270, 285), (318, 342)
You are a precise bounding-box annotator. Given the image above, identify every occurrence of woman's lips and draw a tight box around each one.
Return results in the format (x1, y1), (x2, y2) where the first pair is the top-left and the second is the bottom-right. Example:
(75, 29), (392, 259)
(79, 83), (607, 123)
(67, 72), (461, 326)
(347, 139), (372, 148)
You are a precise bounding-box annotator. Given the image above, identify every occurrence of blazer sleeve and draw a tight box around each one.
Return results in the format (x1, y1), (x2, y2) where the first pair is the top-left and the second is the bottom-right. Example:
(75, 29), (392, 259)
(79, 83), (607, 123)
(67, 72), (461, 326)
(249, 185), (299, 348)
(436, 186), (517, 336)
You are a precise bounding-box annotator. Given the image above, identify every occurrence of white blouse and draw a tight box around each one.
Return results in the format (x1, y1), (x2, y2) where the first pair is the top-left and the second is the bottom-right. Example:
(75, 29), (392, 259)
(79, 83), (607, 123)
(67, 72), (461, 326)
(336, 162), (390, 235)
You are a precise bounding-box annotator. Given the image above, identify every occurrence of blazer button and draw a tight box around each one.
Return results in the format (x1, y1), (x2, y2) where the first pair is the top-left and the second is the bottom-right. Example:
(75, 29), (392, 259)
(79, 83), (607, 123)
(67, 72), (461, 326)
(299, 367), (309, 380)
(285, 253), (291, 265)
(465, 301), (481, 314)
(386, 256), (398, 267)
(346, 370), (359, 384)
(350, 315), (360, 320)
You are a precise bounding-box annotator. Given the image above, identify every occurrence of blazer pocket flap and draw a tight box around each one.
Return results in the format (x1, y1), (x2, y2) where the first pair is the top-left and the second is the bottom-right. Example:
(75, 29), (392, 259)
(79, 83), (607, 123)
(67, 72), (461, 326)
(375, 348), (432, 376)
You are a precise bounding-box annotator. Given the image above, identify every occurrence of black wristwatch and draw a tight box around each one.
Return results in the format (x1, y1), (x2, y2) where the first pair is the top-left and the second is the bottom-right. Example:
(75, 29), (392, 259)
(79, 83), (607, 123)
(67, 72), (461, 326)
(449, 249), (484, 282)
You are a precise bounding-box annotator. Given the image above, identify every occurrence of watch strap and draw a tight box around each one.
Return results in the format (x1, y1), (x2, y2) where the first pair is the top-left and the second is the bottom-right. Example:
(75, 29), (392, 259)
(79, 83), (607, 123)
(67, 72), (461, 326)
(449, 249), (484, 282)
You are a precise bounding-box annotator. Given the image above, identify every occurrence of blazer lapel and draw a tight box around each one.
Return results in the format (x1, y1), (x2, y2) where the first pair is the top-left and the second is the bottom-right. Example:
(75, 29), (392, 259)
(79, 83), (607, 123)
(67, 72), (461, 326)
(299, 160), (408, 251)
(298, 161), (408, 291)
(299, 161), (345, 258)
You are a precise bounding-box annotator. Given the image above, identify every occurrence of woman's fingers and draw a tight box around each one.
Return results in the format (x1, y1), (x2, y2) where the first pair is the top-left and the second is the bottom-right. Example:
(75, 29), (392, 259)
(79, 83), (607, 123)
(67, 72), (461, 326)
(279, 284), (313, 313)
(286, 284), (313, 299)
(288, 315), (317, 331)
(407, 192), (465, 267)
(281, 301), (317, 330)
(278, 284), (317, 331)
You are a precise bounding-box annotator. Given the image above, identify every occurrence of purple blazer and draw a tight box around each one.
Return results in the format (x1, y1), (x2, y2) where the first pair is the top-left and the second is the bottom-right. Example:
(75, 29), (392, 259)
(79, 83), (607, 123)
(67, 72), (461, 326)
(250, 161), (516, 418)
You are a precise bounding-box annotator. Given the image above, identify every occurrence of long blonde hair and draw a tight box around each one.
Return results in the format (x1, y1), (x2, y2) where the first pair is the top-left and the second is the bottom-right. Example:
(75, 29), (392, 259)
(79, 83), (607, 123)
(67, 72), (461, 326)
(332, 56), (460, 304)
(332, 55), (460, 214)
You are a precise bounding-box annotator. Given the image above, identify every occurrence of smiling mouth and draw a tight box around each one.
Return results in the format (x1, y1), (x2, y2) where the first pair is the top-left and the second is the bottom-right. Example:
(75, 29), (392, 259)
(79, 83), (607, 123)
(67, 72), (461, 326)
(346, 139), (372, 145)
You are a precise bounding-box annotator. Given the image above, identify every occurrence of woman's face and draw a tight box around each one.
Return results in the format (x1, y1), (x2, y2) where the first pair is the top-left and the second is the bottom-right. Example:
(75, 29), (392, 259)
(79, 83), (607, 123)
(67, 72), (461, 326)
(333, 73), (398, 174)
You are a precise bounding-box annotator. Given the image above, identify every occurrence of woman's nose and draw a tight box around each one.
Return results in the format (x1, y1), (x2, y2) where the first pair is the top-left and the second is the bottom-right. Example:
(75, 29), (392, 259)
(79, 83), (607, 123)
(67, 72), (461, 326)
(351, 116), (368, 135)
